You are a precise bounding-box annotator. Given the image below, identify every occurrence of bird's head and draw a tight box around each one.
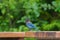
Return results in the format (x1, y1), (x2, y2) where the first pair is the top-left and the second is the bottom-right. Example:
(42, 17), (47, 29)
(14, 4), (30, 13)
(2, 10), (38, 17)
(25, 18), (30, 23)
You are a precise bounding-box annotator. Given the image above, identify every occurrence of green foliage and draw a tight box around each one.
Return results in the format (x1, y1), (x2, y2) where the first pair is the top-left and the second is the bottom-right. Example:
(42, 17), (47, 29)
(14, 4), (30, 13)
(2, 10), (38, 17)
(24, 38), (37, 40)
(52, 1), (60, 12)
(43, 20), (60, 31)
(0, 0), (60, 32)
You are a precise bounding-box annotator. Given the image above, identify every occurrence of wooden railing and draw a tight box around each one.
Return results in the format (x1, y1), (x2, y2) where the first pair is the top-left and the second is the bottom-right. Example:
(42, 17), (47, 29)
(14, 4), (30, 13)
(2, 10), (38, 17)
(0, 31), (60, 40)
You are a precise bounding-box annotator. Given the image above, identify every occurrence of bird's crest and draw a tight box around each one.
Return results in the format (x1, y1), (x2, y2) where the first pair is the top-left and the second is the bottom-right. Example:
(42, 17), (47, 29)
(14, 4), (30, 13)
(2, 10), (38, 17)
(26, 18), (30, 22)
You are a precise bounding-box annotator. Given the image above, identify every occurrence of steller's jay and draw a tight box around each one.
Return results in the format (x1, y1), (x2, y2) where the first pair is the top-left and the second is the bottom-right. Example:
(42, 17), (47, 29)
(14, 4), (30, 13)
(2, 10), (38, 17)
(26, 19), (39, 31)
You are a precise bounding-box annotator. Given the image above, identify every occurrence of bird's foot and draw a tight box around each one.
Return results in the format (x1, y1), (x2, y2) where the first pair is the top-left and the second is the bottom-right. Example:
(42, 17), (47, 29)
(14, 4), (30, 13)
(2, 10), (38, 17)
(28, 30), (33, 32)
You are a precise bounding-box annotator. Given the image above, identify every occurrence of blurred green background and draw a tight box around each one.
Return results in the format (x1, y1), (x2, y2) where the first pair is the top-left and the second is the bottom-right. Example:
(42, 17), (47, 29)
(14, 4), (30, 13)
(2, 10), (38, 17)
(0, 0), (60, 32)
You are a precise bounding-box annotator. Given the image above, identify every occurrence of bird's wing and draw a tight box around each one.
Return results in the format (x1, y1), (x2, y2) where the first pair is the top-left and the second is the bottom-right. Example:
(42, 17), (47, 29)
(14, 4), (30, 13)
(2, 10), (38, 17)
(26, 22), (36, 28)
(26, 22), (39, 31)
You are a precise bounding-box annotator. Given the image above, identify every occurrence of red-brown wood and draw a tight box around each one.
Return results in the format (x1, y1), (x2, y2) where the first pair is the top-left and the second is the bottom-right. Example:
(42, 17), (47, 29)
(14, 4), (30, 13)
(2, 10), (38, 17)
(0, 32), (25, 38)
(0, 31), (60, 40)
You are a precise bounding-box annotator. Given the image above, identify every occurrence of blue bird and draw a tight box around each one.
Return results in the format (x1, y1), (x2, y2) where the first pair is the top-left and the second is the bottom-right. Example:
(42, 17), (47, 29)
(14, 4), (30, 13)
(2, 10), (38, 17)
(26, 19), (39, 31)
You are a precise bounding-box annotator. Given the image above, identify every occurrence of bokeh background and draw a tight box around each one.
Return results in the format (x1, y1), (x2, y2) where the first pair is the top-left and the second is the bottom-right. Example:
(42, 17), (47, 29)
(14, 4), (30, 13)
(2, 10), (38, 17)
(0, 0), (60, 32)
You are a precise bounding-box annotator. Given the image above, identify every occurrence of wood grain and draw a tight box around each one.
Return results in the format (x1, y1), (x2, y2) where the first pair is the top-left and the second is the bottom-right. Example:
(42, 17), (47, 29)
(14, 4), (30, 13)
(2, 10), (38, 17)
(0, 32), (25, 38)
(0, 31), (60, 39)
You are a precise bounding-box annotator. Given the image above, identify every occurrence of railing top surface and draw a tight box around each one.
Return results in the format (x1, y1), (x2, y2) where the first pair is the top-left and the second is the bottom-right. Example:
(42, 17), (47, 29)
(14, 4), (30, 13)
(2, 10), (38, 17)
(0, 31), (60, 38)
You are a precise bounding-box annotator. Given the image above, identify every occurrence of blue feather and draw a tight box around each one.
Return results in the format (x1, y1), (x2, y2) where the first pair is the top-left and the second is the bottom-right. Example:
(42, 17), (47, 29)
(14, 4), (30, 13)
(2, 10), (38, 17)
(26, 22), (36, 29)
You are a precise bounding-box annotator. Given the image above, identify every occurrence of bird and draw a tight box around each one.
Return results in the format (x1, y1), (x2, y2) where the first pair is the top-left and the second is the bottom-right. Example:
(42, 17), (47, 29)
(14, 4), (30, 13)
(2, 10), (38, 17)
(25, 18), (39, 31)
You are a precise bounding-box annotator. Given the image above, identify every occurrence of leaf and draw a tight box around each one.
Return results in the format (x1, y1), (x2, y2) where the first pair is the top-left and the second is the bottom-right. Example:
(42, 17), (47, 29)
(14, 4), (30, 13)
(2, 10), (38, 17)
(7, 14), (14, 19)
(1, 8), (6, 14)
(16, 20), (21, 23)
(48, 4), (52, 9)
(0, 3), (3, 8)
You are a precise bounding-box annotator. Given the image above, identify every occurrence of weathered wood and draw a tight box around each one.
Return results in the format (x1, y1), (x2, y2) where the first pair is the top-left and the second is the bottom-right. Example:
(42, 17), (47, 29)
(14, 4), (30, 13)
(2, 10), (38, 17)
(25, 32), (35, 37)
(0, 32), (25, 38)
(25, 31), (56, 39)
(0, 31), (60, 40)
(56, 32), (60, 38)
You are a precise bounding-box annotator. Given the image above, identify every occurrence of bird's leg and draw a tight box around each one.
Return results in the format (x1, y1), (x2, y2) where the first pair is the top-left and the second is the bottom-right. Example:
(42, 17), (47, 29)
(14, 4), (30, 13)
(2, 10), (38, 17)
(29, 28), (33, 31)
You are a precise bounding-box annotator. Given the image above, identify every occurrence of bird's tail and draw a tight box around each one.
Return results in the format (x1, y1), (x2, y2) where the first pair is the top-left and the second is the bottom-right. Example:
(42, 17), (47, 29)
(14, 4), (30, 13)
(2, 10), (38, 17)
(34, 27), (40, 31)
